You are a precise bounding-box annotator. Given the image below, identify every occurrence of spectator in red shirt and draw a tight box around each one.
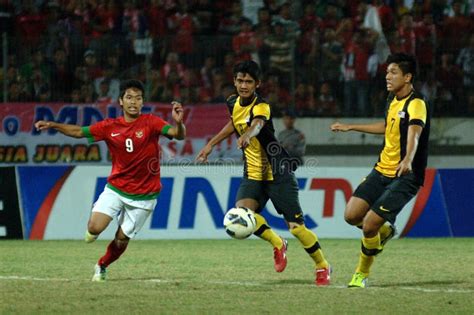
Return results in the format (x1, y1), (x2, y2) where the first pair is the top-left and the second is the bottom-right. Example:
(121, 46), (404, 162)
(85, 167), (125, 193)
(147, 0), (168, 38)
(217, 1), (243, 35)
(374, 0), (394, 32)
(299, 2), (321, 33)
(320, 4), (340, 32)
(232, 17), (260, 63)
(441, 0), (473, 53)
(15, 2), (46, 58)
(168, 4), (196, 66)
(414, 13), (436, 81)
(147, 0), (169, 64)
(342, 30), (374, 116)
(90, 0), (120, 40)
(398, 13), (416, 55)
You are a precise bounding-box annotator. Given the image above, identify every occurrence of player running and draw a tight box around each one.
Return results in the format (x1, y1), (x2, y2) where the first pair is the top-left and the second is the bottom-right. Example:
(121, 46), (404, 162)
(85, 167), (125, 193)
(35, 79), (186, 281)
(197, 60), (331, 286)
(331, 53), (431, 288)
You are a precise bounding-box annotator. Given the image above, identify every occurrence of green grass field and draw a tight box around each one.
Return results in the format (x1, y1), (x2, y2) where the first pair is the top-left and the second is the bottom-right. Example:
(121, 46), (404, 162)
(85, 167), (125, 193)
(1, 238), (473, 314)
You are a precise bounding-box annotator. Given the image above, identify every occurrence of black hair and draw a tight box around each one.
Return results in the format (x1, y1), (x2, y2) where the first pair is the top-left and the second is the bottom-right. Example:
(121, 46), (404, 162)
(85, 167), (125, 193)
(119, 79), (145, 99)
(386, 53), (417, 82)
(233, 60), (261, 81)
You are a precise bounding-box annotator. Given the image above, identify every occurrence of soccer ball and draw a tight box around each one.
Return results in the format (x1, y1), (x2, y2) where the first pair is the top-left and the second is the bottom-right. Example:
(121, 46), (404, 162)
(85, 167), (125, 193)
(223, 207), (257, 239)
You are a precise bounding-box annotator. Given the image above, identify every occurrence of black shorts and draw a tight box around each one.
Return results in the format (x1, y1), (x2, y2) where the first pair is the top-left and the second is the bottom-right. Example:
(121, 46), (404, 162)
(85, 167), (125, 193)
(353, 169), (420, 224)
(236, 174), (304, 224)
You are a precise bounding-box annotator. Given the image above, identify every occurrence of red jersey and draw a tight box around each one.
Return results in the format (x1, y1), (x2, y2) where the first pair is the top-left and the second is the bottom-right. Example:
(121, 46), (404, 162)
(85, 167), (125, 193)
(82, 114), (171, 199)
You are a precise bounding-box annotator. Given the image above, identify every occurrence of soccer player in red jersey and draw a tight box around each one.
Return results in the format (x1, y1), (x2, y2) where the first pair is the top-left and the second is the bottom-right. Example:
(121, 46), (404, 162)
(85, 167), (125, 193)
(35, 79), (186, 281)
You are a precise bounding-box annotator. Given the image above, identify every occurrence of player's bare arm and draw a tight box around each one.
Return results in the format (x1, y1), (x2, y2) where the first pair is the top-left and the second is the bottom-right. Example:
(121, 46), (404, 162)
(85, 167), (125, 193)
(166, 101), (186, 140)
(196, 120), (235, 163)
(396, 124), (423, 177)
(34, 121), (84, 138)
(330, 121), (385, 134)
(237, 118), (265, 149)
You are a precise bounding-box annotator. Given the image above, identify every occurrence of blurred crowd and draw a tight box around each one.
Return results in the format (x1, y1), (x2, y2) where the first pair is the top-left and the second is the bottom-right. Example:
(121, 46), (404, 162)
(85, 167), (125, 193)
(1, 0), (473, 117)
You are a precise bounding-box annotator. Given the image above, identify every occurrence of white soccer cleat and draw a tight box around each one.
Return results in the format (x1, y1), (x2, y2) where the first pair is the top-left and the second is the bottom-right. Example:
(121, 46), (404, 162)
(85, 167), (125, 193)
(91, 264), (106, 282)
(84, 231), (98, 243)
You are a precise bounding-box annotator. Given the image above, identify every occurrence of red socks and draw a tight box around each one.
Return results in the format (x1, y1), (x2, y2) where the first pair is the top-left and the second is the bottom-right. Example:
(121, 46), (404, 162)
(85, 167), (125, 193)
(98, 240), (128, 267)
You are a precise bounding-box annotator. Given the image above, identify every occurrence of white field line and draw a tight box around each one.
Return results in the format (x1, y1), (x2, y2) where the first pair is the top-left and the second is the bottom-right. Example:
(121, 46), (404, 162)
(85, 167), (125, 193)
(1, 275), (473, 294)
(0, 275), (70, 281)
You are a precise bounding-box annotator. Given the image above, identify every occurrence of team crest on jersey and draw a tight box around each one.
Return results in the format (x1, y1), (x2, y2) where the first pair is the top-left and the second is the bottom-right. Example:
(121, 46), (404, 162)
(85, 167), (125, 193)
(398, 111), (406, 118)
(135, 130), (144, 138)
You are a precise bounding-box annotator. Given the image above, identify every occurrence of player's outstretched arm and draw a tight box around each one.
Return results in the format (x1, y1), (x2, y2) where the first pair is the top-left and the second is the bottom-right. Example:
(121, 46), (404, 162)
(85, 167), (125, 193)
(237, 118), (265, 149)
(196, 120), (235, 163)
(330, 121), (385, 134)
(166, 101), (186, 140)
(34, 121), (84, 138)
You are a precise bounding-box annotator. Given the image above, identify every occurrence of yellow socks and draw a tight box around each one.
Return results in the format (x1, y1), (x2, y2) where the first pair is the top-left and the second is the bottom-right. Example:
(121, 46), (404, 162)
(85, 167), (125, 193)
(291, 225), (328, 269)
(356, 234), (382, 275)
(253, 213), (283, 249)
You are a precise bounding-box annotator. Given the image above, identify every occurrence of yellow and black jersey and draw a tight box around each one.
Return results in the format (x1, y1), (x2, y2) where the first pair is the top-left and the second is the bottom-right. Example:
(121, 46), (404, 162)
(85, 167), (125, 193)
(375, 91), (430, 185)
(227, 94), (295, 181)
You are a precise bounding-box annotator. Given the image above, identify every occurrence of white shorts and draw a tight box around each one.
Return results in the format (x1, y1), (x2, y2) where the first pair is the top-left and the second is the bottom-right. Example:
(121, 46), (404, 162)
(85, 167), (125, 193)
(92, 186), (157, 238)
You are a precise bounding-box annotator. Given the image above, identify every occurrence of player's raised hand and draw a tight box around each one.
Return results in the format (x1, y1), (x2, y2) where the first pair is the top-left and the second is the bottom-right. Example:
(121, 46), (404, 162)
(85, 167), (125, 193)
(171, 101), (184, 123)
(196, 144), (213, 163)
(330, 122), (350, 132)
(35, 120), (53, 131)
